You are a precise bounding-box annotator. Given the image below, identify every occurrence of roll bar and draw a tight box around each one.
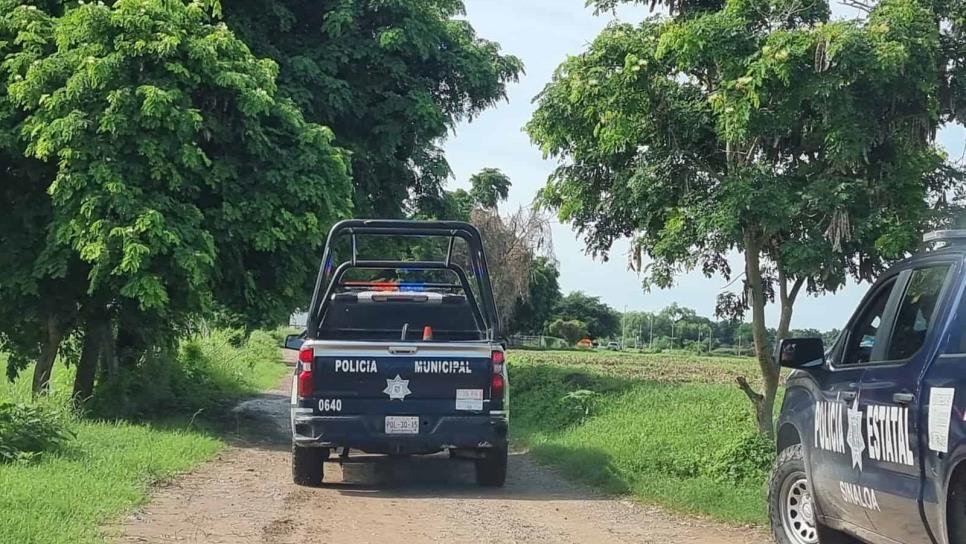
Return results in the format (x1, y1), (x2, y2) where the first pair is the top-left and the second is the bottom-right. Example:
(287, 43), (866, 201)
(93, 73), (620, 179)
(304, 220), (501, 340)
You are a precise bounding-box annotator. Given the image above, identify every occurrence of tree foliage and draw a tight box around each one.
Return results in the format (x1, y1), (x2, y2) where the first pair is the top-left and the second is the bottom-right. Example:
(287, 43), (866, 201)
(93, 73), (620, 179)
(508, 257), (563, 335)
(551, 292), (621, 339)
(529, 0), (966, 435)
(546, 318), (589, 345)
(222, 0), (524, 217)
(469, 167), (512, 209)
(0, 0), (352, 396)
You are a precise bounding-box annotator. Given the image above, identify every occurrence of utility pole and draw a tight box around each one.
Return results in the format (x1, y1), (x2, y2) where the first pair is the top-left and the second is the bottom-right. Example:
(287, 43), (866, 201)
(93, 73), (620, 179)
(649, 314), (654, 348)
(622, 305), (627, 349)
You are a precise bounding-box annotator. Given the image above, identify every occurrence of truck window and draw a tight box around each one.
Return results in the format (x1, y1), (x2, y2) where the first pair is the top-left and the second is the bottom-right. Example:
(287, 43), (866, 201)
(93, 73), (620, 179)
(885, 265), (951, 360)
(841, 278), (896, 365)
(318, 267), (485, 342)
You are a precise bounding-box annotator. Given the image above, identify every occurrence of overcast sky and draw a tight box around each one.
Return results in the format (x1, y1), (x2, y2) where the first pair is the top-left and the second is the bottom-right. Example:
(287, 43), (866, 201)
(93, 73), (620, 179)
(442, 0), (966, 330)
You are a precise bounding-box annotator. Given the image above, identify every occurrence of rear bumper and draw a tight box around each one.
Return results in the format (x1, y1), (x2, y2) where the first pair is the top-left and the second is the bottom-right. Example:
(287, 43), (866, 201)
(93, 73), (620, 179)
(292, 414), (508, 455)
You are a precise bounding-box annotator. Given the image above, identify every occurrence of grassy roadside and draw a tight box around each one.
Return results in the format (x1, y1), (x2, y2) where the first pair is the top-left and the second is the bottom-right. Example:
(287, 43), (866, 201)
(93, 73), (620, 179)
(509, 350), (775, 526)
(0, 330), (289, 544)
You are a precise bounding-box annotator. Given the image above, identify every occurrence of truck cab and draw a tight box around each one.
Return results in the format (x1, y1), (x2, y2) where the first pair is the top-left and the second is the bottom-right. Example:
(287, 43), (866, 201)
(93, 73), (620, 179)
(283, 220), (508, 487)
(770, 230), (966, 544)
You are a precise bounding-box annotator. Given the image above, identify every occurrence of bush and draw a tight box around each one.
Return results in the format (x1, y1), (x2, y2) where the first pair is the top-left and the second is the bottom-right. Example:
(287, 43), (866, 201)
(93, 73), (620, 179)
(269, 326), (302, 345)
(90, 329), (285, 418)
(559, 389), (599, 426)
(704, 429), (774, 484)
(0, 402), (74, 462)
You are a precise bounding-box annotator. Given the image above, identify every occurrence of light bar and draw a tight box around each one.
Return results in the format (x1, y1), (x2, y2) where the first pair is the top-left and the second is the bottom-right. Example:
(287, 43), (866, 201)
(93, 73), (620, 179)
(923, 230), (966, 244)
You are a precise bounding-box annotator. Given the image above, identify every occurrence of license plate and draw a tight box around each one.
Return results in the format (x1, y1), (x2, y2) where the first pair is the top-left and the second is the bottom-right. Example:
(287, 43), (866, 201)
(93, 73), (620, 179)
(385, 416), (419, 435)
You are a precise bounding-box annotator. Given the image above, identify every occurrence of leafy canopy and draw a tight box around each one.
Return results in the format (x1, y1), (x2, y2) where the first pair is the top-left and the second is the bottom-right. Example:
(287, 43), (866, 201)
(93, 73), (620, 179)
(552, 292), (621, 339)
(223, 0), (524, 217)
(0, 0), (352, 379)
(530, 0), (962, 298)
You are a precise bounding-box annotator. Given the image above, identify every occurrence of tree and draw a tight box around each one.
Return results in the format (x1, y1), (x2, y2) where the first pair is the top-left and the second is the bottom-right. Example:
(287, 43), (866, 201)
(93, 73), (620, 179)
(546, 318), (589, 346)
(508, 257), (562, 335)
(469, 168), (512, 209)
(0, 0), (352, 397)
(552, 292), (621, 339)
(470, 207), (554, 327)
(529, 0), (964, 436)
(223, 0), (524, 218)
(418, 170), (556, 334)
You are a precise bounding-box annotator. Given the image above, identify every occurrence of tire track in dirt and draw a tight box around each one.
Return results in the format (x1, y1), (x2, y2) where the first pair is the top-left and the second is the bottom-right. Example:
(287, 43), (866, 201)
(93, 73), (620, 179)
(108, 362), (770, 544)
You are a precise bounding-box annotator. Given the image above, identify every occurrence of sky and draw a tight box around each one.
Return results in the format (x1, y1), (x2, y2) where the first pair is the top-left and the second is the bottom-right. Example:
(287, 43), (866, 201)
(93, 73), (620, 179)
(441, 0), (966, 331)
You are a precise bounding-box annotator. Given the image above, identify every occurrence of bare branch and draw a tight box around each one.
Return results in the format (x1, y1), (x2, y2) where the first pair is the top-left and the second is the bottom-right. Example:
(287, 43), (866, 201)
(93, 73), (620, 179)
(736, 376), (764, 403)
(839, 0), (874, 13)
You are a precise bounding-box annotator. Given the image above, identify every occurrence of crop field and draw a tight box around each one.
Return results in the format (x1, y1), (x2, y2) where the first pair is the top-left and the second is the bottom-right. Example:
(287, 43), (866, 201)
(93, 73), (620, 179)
(509, 349), (775, 525)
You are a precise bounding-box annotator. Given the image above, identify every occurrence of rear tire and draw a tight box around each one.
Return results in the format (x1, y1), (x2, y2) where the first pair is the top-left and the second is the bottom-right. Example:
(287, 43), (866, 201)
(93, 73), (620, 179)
(475, 442), (508, 487)
(292, 444), (326, 486)
(769, 444), (857, 544)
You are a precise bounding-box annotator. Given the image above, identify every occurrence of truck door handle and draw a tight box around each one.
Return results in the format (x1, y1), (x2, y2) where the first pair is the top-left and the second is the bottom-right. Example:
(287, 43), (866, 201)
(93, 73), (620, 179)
(389, 345), (418, 354)
(893, 392), (915, 405)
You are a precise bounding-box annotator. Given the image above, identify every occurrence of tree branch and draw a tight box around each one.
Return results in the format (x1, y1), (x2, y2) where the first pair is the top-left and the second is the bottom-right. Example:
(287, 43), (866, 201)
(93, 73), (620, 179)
(736, 376), (764, 403)
(839, 0), (874, 12)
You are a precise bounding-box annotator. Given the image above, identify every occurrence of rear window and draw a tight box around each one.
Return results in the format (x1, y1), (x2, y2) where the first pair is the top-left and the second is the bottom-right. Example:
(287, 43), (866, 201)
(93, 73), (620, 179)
(319, 268), (484, 342)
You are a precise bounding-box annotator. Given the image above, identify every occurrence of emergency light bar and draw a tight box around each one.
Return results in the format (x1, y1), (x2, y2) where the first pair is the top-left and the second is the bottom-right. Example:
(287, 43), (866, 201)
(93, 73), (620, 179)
(923, 230), (966, 245)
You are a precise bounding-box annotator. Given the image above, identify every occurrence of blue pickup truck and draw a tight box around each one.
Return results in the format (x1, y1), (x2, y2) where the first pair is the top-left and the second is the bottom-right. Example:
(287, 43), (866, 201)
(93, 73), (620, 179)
(771, 230), (966, 544)
(283, 220), (508, 487)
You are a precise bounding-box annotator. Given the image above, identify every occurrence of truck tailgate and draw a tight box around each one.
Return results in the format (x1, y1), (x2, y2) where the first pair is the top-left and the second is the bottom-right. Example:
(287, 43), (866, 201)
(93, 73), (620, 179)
(304, 341), (494, 415)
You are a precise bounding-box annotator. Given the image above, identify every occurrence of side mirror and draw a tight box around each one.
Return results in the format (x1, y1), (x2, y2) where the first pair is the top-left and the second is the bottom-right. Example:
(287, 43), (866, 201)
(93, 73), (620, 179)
(283, 334), (305, 351)
(777, 337), (825, 369)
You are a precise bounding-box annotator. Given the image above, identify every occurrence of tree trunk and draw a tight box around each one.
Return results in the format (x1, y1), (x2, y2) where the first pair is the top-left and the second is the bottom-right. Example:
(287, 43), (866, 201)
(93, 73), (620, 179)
(776, 269), (805, 342)
(100, 318), (118, 379)
(32, 315), (64, 396)
(741, 228), (780, 439)
(72, 314), (111, 406)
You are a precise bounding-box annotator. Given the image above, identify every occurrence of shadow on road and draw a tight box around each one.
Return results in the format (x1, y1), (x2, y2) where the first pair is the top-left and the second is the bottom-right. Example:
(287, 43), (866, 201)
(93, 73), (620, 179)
(319, 452), (605, 501)
(217, 360), (615, 501)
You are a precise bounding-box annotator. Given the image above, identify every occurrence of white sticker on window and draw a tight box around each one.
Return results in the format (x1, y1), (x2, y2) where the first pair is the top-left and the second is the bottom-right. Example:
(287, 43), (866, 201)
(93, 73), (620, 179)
(928, 387), (955, 453)
(456, 389), (483, 411)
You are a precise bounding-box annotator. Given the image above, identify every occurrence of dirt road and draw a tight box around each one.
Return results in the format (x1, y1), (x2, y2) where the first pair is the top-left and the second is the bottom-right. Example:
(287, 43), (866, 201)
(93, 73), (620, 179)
(110, 367), (770, 544)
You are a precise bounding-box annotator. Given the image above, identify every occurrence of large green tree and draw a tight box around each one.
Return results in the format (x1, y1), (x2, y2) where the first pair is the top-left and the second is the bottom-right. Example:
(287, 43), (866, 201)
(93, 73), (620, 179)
(530, 0), (965, 435)
(222, 0), (524, 217)
(508, 257), (562, 335)
(0, 0), (352, 397)
(552, 292), (621, 339)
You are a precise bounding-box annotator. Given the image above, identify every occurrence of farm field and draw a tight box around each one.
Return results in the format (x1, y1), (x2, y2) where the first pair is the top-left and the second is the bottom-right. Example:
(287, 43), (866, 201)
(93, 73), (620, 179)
(509, 349), (776, 525)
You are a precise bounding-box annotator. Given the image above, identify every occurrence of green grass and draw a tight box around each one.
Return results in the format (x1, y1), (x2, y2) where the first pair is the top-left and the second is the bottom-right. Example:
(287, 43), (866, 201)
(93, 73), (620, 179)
(0, 421), (221, 544)
(509, 349), (774, 526)
(0, 329), (288, 544)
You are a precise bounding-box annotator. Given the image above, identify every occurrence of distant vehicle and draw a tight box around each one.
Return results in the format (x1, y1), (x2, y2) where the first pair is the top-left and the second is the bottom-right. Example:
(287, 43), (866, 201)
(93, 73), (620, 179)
(605, 342), (621, 351)
(283, 220), (508, 487)
(770, 230), (966, 544)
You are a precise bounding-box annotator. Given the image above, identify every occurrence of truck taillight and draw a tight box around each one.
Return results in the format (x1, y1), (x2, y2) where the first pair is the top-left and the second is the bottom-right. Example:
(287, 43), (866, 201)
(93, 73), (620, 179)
(491, 350), (505, 400)
(298, 348), (314, 398)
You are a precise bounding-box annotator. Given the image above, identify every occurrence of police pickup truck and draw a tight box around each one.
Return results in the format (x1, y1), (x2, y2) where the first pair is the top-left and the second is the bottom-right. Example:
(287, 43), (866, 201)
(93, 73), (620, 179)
(283, 220), (508, 487)
(771, 230), (966, 544)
